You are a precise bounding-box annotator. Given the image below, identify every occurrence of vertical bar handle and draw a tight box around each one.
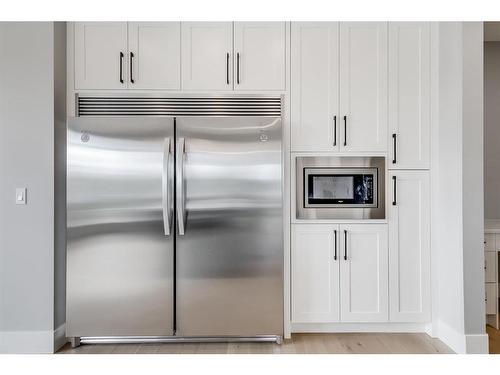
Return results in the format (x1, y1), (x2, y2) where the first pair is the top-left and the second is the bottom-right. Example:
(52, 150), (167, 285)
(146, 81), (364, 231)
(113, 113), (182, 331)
(130, 52), (135, 84)
(392, 133), (397, 164)
(333, 116), (337, 147)
(176, 138), (186, 235)
(344, 230), (348, 261)
(237, 52), (240, 84)
(119, 52), (124, 84)
(161, 138), (171, 235)
(226, 53), (230, 85)
(334, 229), (337, 261)
(343, 115), (347, 146)
(392, 175), (397, 206)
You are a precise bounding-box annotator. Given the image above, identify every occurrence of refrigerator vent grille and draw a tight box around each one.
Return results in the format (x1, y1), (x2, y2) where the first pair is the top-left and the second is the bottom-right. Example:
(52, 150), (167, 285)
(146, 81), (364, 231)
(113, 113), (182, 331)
(77, 96), (282, 117)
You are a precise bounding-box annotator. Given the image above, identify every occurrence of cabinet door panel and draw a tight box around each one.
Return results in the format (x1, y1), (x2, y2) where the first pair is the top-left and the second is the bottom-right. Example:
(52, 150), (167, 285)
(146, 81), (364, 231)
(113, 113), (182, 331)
(340, 224), (388, 322)
(485, 233), (496, 252)
(389, 171), (431, 322)
(485, 252), (497, 283)
(233, 22), (286, 91)
(128, 22), (180, 90)
(389, 22), (430, 169)
(181, 22), (233, 91)
(340, 22), (388, 152)
(291, 22), (339, 151)
(292, 224), (340, 323)
(75, 22), (128, 90)
(486, 283), (497, 315)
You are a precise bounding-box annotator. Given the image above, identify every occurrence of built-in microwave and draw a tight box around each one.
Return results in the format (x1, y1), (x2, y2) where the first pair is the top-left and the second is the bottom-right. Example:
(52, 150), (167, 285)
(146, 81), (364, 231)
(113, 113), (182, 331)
(296, 157), (385, 220)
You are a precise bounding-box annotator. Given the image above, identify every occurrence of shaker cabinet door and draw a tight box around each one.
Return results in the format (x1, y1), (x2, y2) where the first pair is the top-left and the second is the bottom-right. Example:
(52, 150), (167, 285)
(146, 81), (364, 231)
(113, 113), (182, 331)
(233, 22), (286, 91)
(74, 22), (128, 90)
(292, 224), (340, 323)
(388, 22), (430, 169)
(339, 22), (388, 152)
(181, 22), (233, 91)
(388, 170), (431, 322)
(291, 22), (339, 151)
(128, 22), (181, 90)
(339, 224), (389, 322)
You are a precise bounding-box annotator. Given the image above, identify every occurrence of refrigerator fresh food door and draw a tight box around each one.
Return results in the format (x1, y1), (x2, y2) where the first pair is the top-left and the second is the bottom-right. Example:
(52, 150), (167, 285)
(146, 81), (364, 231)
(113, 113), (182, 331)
(175, 116), (283, 336)
(66, 117), (175, 337)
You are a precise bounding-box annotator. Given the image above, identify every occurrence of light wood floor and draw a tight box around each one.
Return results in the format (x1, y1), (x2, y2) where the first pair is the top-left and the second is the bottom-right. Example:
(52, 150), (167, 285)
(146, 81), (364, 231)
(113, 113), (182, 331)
(487, 325), (500, 354)
(58, 333), (453, 354)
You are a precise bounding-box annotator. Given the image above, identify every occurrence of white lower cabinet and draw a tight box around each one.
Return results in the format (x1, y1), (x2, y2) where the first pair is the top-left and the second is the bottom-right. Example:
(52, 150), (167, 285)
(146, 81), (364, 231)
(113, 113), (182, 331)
(388, 170), (431, 322)
(292, 223), (388, 324)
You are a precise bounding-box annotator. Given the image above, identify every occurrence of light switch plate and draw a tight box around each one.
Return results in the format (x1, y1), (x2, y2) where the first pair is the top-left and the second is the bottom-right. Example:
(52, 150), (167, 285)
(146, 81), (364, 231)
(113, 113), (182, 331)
(16, 188), (27, 205)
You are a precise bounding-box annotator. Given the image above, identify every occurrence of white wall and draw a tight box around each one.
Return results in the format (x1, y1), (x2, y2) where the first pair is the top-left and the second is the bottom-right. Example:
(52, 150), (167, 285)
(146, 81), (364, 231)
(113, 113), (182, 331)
(432, 22), (487, 354)
(484, 42), (500, 219)
(0, 22), (66, 354)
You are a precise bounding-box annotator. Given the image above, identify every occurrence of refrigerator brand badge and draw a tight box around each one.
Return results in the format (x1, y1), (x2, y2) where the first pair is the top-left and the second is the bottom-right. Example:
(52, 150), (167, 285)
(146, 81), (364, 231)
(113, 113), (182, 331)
(259, 133), (269, 142)
(81, 132), (90, 143)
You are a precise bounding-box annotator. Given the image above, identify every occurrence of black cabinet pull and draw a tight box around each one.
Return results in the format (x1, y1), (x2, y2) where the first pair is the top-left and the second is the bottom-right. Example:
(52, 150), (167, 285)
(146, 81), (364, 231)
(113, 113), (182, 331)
(344, 230), (348, 260)
(130, 52), (134, 84)
(226, 53), (230, 85)
(392, 176), (397, 206)
(119, 52), (124, 84)
(343, 115), (347, 146)
(237, 52), (240, 84)
(392, 133), (397, 164)
(333, 116), (337, 146)
(334, 229), (337, 261)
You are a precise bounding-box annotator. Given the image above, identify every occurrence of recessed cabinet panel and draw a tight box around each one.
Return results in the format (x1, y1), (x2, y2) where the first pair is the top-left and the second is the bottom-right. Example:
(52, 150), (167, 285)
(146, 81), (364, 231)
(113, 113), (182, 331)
(485, 251), (497, 283)
(486, 283), (497, 315)
(233, 22), (286, 91)
(339, 224), (388, 322)
(389, 171), (431, 322)
(339, 22), (388, 152)
(389, 22), (430, 169)
(291, 224), (340, 323)
(128, 22), (181, 90)
(181, 22), (233, 91)
(75, 22), (128, 90)
(291, 22), (339, 151)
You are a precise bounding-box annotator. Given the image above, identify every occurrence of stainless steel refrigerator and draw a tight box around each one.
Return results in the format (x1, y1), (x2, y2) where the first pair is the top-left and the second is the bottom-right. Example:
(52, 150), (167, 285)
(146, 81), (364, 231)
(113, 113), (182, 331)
(66, 114), (283, 343)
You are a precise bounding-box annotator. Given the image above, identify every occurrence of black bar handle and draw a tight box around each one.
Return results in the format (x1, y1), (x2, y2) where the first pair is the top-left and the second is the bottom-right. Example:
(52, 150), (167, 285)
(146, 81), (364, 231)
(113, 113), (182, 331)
(334, 229), (337, 261)
(392, 175), (397, 206)
(130, 52), (134, 84)
(119, 52), (124, 84)
(392, 133), (397, 164)
(344, 230), (348, 260)
(333, 116), (337, 146)
(226, 53), (230, 85)
(343, 115), (347, 146)
(237, 52), (240, 84)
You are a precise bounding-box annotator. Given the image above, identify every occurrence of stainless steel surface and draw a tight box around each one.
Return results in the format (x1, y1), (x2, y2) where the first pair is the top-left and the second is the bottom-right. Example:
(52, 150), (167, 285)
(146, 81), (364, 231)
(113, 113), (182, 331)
(176, 137), (186, 236)
(296, 156), (386, 220)
(70, 337), (81, 348)
(79, 335), (282, 344)
(66, 117), (175, 337)
(176, 117), (283, 337)
(161, 137), (173, 235)
(77, 96), (282, 117)
(304, 167), (378, 208)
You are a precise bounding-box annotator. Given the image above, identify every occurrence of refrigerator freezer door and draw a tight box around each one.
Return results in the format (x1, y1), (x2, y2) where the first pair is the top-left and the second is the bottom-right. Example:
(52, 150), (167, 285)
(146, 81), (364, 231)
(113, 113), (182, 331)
(66, 117), (175, 337)
(175, 117), (283, 336)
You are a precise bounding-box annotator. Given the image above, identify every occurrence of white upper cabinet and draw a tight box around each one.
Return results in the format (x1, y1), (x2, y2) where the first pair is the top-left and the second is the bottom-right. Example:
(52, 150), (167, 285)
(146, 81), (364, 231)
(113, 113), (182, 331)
(388, 23), (430, 169)
(75, 22), (128, 90)
(128, 22), (181, 90)
(291, 22), (339, 151)
(339, 224), (388, 322)
(233, 22), (286, 91)
(181, 22), (233, 91)
(339, 22), (388, 152)
(388, 170), (430, 322)
(292, 224), (340, 323)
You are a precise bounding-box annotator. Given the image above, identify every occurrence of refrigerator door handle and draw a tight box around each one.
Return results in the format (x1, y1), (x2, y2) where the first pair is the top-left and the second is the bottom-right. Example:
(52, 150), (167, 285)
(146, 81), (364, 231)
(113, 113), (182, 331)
(176, 137), (186, 235)
(161, 137), (172, 236)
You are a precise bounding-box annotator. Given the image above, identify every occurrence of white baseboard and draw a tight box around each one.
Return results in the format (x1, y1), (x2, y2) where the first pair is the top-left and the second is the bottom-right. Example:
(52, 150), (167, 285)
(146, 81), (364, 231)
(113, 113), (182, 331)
(0, 324), (68, 354)
(434, 320), (489, 354)
(291, 322), (429, 333)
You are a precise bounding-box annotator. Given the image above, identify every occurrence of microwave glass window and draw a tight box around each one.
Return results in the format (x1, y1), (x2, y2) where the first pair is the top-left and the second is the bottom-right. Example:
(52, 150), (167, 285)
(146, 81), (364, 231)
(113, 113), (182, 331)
(307, 173), (374, 205)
